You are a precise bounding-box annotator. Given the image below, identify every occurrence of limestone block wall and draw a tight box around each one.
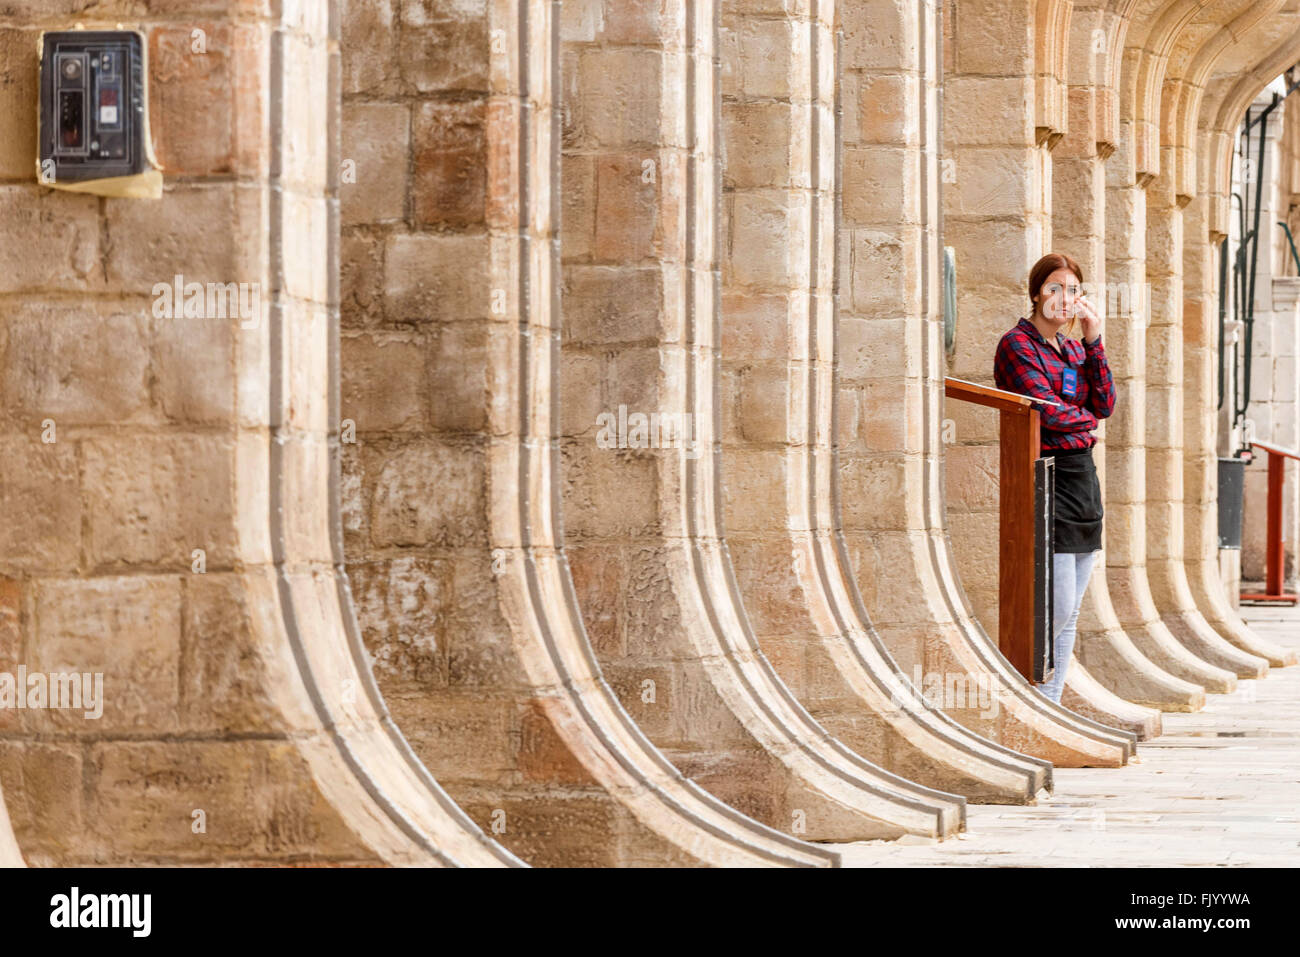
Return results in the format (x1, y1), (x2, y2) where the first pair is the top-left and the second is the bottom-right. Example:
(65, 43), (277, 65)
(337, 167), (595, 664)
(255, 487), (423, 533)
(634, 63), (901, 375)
(5, 0), (1300, 869)
(0, 0), (514, 867)
(941, 0), (1043, 638)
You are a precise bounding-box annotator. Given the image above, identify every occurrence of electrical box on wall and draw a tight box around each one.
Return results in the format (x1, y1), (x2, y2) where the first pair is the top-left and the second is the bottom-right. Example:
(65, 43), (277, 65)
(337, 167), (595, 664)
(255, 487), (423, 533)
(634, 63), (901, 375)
(37, 29), (162, 199)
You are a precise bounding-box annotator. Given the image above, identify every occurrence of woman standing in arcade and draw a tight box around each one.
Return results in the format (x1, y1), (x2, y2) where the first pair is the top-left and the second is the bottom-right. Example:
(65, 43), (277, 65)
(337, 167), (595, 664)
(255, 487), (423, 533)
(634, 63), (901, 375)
(994, 253), (1117, 703)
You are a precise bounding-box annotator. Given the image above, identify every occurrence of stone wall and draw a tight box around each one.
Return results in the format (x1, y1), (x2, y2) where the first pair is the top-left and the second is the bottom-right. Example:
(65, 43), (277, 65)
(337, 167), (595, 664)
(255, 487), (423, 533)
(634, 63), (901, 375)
(0, 0), (1298, 867)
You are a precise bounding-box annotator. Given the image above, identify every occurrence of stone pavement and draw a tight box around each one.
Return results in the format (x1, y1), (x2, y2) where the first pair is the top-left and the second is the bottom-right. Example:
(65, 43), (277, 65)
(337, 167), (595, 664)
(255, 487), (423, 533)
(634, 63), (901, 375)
(836, 606), (1300, 866)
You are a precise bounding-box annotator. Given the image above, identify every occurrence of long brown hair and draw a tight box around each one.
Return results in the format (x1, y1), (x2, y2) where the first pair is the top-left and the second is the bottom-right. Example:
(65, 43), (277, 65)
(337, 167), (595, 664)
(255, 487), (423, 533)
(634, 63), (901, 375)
(1028, 252), (1083, 337)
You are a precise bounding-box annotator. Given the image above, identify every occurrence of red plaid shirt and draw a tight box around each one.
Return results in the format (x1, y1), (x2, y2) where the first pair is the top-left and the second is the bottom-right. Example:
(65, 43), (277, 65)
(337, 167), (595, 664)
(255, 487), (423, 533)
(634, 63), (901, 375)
(994, 317), (1116, 452)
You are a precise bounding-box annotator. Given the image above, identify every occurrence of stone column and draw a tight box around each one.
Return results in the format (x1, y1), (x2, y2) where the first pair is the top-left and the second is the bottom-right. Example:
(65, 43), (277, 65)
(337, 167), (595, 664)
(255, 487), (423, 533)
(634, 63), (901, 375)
(715, 0), (1051, 804)
(1182, 186), (1295, 666)
(1145, 144), (1267, 678)
(559, 0), (967, 841)
(840, 0), (1131, 766)
(1051, 4), (1175, 730)
(1189, 34), (1300, 667)
(1102, 78), (1234, 697)
(337, 0), (834, 866)
(1242, 101), (1300, 590)
(0, 0), (511, 865)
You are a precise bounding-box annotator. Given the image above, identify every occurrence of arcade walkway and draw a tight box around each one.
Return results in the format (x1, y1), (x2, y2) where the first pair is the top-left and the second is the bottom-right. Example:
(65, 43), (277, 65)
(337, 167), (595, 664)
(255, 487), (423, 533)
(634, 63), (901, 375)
(838, 607), (1300, 867)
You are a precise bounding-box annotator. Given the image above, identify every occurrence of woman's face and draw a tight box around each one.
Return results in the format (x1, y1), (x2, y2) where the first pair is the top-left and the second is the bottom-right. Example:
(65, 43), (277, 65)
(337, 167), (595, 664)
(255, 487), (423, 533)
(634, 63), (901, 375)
(1034, 267), (1082, 328)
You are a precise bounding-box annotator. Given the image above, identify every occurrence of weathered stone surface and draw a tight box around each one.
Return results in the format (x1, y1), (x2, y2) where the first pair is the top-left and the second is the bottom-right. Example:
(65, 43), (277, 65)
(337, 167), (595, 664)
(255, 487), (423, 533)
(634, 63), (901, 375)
(0, 438), (81, 575)
(342, 102), (411, 224)
(413, 100), (487, 228)
(0, 29), (38, 180)
(0, 0), (515, 869)
(0, 188), (99, 292)
(2, 0), (1297, 870)
(334, 0), (839, 867)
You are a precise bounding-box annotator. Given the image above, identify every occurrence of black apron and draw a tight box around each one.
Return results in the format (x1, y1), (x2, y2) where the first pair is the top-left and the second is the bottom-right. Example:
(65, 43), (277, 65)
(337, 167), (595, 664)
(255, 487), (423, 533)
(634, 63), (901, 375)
(1044, 446), (1103, 552)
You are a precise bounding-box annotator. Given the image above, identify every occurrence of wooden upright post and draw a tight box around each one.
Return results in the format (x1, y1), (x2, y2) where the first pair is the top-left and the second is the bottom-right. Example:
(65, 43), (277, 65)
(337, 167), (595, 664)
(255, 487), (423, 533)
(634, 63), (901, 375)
(999, 407), (1041, 679)
(944, 377), (1057, 681)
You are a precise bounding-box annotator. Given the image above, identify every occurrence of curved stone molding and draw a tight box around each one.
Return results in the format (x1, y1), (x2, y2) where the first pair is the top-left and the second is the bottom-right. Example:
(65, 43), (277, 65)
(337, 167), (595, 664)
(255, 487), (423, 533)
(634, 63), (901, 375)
(1051, 1), (1182, 726)
(0, 1), (512, 867)
(1096, 1), (1241, 697)
(716, 0), (1052, 804)
(0, 580), (23, 864)
(338, 0), (837, 866)
(1139, 3), (1279, 681)
(842, 0), (1133, 767)
(1061, 660), (1168, 735)
(1183, 17), (1300, 667)
(559, 0), (966, 841)
(0, 792), (19, 867)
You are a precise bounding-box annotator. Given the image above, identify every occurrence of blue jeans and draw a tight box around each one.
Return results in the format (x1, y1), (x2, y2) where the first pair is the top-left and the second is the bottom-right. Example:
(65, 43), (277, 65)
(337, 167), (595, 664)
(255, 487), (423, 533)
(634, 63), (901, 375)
(1037, 550), (1098, 703)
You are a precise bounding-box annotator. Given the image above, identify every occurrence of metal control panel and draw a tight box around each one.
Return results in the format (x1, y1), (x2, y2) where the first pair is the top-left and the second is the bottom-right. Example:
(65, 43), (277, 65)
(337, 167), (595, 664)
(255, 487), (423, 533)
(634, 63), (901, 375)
(39, 30), (149, 185)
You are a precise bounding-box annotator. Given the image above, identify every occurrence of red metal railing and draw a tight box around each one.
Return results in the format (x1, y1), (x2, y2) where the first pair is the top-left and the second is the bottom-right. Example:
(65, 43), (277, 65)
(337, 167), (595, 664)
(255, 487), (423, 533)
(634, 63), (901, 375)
(1240, 438), (1300, 604)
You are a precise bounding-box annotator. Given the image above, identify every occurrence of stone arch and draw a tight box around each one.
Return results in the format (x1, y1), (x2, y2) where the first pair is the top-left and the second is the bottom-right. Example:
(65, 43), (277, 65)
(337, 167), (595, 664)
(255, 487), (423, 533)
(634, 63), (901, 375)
(1097, 1), (1145, 156)
(1036, 0), (1074, 145)
(1126, 0), (1212, 182)
(1159, 2), (1287, 201)
(1204, 18), (1300, 234)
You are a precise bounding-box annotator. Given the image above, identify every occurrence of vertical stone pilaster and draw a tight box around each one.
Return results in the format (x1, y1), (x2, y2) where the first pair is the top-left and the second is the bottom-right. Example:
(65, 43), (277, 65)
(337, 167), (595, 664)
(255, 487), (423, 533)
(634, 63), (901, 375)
(1183, 191), (1297, 666)
(337, 0), (836, 867)
(838, 0), (1130, 767)
(0, 0), (513, 866)
(1145, 141), (1267, 679)
(1049, 18), (1167, 733)
(1102, 84), (1232, 700)
(1242, 101), (1300, 589)
(559, 0), (968, 841)
(1183, 35), (1300, 669)
(715, 0), (1050, 804)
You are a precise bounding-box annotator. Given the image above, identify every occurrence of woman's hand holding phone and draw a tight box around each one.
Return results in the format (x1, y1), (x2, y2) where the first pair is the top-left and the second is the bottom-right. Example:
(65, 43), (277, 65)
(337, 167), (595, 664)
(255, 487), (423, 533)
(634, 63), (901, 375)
(1075, 294), (1102, 344)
